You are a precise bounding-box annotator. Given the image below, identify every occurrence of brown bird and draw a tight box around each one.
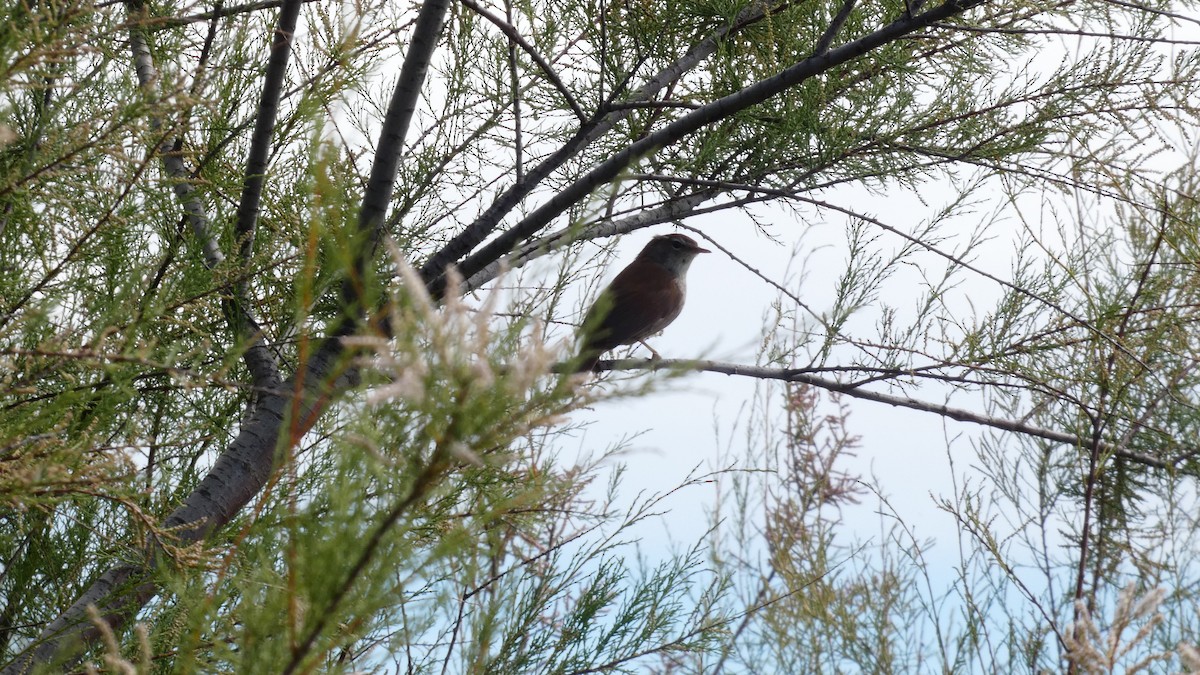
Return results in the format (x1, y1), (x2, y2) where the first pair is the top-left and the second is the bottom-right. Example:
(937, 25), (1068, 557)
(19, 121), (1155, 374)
(576, 233), (710, 372)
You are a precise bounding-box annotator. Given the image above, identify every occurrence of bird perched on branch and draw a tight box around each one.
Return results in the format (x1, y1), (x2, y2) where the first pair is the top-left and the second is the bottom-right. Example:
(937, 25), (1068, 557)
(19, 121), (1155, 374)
(575, 233), (710, 372)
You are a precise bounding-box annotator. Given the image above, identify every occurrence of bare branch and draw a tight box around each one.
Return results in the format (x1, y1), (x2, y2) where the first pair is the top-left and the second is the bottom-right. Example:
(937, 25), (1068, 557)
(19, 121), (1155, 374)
(417, 0), (792, 291)
(234, 0), (303, 266)
(129, 20), (281, 386)
(587, 357), (1174, 470)
(342, 0), (453, 320)
(813, 0), (858, 56)
(131, 0), (322, 28)
(446, 0), (991, 296)
(457, 0), (587, 122)
(463, 191), (716, 291)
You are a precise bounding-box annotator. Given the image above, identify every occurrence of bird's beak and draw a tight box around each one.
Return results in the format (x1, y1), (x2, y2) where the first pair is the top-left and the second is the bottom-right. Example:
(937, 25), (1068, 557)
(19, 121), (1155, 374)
(695, 245), (711, 253)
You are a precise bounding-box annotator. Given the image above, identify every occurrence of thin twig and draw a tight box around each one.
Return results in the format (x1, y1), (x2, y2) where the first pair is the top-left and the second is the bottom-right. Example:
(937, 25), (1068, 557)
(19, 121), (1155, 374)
(458, 0), (586, 122)
(584, 357), (1176, 470)
(418, 0), (793, 290)
(446, 0), (993, 295)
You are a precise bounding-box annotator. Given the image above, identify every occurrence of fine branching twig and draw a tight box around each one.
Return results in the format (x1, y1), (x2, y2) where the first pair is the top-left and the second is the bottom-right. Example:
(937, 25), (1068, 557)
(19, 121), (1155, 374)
(586, 357), (1176, 470)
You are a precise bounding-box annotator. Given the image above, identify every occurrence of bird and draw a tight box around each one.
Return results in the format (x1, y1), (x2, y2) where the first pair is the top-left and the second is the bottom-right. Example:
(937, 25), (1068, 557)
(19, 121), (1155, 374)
(575, 232), (710, 372)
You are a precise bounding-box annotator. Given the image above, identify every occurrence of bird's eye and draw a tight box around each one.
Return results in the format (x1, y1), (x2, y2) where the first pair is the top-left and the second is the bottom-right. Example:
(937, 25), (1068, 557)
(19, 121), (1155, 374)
(671, 239), (684, 249)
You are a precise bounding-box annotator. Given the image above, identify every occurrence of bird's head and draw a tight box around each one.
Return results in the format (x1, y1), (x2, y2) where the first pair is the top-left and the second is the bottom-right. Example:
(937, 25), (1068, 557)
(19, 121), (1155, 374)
(636, 233), (710, 276)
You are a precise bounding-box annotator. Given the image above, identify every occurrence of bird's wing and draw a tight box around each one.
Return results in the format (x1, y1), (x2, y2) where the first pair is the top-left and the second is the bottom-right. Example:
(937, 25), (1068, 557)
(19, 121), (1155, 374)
(581, 263), (682, 353)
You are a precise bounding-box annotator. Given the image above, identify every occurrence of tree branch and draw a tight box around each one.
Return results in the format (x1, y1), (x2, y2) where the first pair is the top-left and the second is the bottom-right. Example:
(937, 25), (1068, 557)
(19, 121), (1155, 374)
(129, 18), (280, 386)
(462, 191), (717, 292)
(343, 0), (453, 319)
(588, 357), (1176, 470)
(457, 0), (587, 122)
(1, 0), (452, 669)
(234, 0), (302, 266)
(447, 0), (991, 294)
(417, 0), (790, 293)
(813, 0), (857, 56)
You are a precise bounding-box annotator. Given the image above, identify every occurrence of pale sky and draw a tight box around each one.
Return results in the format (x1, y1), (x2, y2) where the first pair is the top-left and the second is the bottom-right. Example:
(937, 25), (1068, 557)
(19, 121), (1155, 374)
(563, 179), (1024, 598)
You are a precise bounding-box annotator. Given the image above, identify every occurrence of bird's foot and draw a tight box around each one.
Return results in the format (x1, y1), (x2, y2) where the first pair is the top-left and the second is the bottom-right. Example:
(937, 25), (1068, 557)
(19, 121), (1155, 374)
(638, 340), (663, 361)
